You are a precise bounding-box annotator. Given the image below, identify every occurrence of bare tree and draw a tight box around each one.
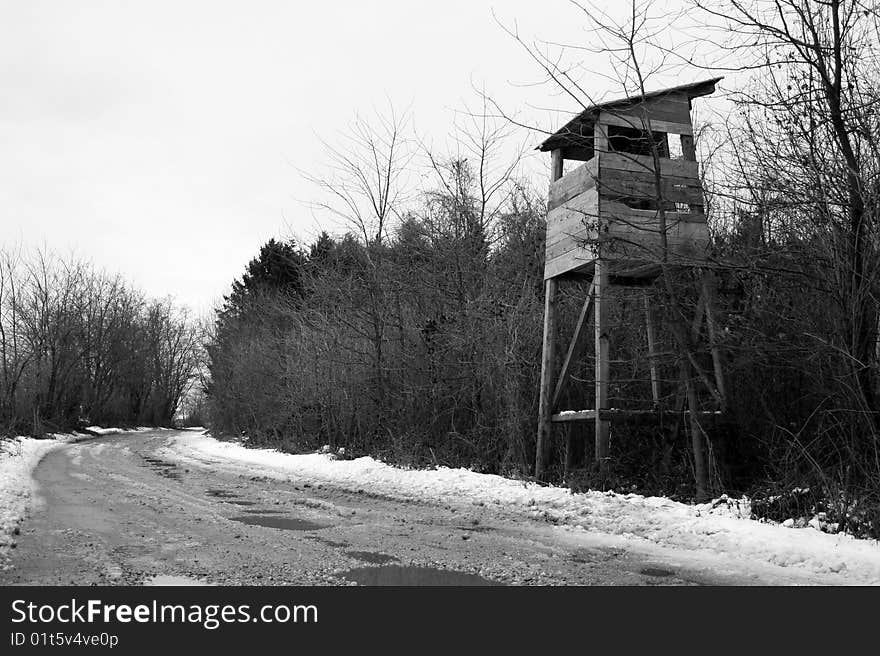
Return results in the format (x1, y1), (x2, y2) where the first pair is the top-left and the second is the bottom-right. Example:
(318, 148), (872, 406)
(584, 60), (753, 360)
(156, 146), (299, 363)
(0, 247), (199, 436)
(302, 106), (414, 248)
(695, 0), (880, 417)
(302, 107), (416, 421)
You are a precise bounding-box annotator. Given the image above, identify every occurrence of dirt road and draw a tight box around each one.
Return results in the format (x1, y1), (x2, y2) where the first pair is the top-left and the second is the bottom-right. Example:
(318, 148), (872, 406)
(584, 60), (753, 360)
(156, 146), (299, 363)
(0, 430), (782, 586)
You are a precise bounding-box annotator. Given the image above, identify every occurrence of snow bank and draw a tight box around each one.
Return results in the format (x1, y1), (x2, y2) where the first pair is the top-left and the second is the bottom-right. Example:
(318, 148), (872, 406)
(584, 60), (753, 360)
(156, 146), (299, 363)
(87, 426), (165, 435)
(0, 426), (139, 561)
(85, 426), (123, 435)
(0, 437), (64, 560)
(162, 432), (880, 585)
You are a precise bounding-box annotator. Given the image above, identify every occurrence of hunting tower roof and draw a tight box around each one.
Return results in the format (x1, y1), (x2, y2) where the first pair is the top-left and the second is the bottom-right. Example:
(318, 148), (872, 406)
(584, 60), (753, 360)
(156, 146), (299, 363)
(537, 77), (723, 153)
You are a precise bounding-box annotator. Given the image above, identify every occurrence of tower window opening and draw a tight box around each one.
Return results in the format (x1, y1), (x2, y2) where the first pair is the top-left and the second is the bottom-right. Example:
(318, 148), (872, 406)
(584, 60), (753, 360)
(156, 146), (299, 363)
(607, 125), (669, 158)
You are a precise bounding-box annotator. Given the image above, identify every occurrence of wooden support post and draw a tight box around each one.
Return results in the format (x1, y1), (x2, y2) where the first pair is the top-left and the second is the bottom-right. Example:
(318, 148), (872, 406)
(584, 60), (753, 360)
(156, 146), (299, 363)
(535, 278), (558, 480)
(644, 291), (661, 406)
(594, 123), (609, 157)
(550, 148), (564, 182)
(564, 423), (576, 481)
(594, 260), (610, 469)
(681, 359), (710, 502)
(680, 134), (704, 214)
(701, 272), (727, 411)
(679, 134), (696, 160)
(536, 150), (565, 481)
(562, 384), (589, 480)
(552, 280), (596, 410)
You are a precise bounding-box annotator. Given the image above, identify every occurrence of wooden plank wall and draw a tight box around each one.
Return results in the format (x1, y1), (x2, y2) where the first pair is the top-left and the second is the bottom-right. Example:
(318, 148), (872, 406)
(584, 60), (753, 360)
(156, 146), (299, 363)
(600, 151), (698, 178)
(600, 201), (708, 261)
(599, 152), (704, 207)
(597, 149), (707, 260)
(598, 93), (693, 136)
(548, 157), (598, 211)
(544, 187), (599, 279)
(542, 92), (710, 280)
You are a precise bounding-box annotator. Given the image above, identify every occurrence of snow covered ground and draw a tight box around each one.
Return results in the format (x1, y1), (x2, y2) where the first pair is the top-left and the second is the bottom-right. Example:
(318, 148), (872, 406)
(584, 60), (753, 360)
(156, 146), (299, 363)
(162, 431), (880, 585)
(86, 426), (161, 435)
(0, 435), (73, 561)
(0, 427), (150, 563)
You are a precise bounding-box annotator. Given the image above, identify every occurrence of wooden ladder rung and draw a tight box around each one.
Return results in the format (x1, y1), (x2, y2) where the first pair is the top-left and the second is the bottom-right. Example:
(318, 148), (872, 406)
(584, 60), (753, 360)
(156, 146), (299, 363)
(551, 410), (597, 423)
(551, 408), (722, 423)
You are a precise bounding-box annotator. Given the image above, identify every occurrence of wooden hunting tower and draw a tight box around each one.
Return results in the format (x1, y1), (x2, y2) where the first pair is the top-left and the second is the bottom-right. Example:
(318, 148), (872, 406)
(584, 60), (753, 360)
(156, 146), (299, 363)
(535, 77), (726, 482)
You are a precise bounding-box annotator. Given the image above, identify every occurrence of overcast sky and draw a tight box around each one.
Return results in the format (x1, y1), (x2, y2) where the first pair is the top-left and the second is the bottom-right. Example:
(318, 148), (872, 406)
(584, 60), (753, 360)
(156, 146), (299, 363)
(0, 0), (717, 313)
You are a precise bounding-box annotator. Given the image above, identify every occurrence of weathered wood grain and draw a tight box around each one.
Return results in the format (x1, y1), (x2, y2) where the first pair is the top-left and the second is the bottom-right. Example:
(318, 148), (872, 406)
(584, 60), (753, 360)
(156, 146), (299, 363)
(548, 158), (598, 211)
(599, 201), (708, 260)
(545, 190), (599, 278)
(597, 111), (693, 136)
(600, 152), (699, 178)
(600, 95), (691, 126)
(598, 169), (705, 206)
(594, 260), (610, 465)
(544, 249), (595, 279)
(535, 278), (558, 480)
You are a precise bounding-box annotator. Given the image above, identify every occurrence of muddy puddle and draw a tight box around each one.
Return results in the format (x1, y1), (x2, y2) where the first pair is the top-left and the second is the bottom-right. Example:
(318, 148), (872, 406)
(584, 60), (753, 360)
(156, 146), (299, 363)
(207, 489), (259, 506)
(142, 456), (181, 480)
(206, 489), (238, 498)
(229, 515), (327, 531)
(339, 565), (499, 586)
(640, 567), (675, 578)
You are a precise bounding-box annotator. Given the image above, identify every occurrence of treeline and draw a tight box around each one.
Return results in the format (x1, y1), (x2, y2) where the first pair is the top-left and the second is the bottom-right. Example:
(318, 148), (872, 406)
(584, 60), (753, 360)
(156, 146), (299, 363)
(205, 1), (880, 536)
(0, 248), (199, 435)
(699, 0), (880, 536)
(207, 169), (547, 474)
